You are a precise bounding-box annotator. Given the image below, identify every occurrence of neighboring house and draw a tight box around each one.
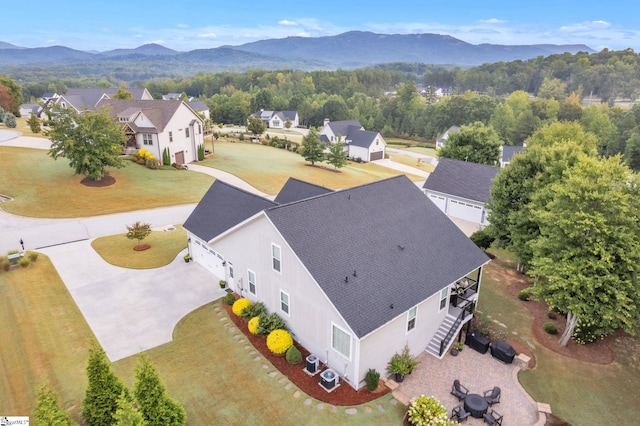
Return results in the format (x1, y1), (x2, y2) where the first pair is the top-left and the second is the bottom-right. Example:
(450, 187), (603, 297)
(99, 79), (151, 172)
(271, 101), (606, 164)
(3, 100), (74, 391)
(435, 125), (460, 149)
(41, 92), (58, 102)
(422, 158), (500, 227)
(188, 100), (210, 120)
(51, 87), (153, 113)
(96, 99), (205, 165)
(184, 175), (490, 391)
(19, 103), (42, 118)
(499, 144), (526, 168)
(319, 119), (386, 162)
(250, 110), (299, 129)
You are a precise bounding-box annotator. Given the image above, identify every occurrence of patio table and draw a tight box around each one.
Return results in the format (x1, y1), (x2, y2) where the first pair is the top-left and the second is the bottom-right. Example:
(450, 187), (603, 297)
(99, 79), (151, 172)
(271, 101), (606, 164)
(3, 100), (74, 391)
(464, 393), (489, 418)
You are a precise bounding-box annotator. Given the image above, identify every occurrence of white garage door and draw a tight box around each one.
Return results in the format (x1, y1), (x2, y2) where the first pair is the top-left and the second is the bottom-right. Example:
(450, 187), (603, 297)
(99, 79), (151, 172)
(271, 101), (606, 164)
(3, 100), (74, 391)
(427, 193), (447, 212)
(192, 239), (225, 279)
(448, 199), (483, 224)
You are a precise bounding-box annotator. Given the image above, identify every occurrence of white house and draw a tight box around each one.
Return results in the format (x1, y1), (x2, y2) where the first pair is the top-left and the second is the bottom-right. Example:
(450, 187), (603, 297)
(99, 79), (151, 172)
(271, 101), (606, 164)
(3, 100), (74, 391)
(96, 99), (205, 165)
(422, 158), (500, 227)
(184, 175), (489, 391)
(435, 125), (460, 149)
(50, 87), (154, 113)
(319, 119), (386, 162)
(19, 103), (42, 118)
(250, 110), (299, 129)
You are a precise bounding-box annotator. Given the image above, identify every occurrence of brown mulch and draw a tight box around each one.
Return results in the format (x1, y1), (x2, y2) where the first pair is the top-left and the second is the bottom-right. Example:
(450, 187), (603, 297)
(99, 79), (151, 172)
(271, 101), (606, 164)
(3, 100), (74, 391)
(133, 244), (150, 251)
(80, 176), (116, 187)
(222, 300), (389, 406)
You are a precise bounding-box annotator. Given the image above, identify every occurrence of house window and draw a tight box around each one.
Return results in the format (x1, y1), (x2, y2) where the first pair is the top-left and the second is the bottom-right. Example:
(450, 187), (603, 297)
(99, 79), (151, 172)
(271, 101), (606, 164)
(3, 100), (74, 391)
(439, 287), (448, 311)
(272, 243), (281, 273)
(169, 131), (173, 142)
(185, 127), (190, 138)
(142, 134), (153, 145)
(273, 119), (280, 127)
(332, 324), (351, 359)
(248, 270), (256, 295)
(280, 290), (290, 315)
(198, 124), (202, 134)
(407, 306), (417, 332)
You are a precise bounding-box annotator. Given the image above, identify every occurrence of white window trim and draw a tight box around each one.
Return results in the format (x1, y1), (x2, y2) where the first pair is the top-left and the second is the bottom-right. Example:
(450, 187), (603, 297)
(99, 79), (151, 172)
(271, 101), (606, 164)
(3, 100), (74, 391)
(271, 243), (282, 274)
(331, 322), (352, 361)
(439, 287), (448, 312)
(248, 269), (256, 296)
(280, 290), (290, 316)
(406, 305), (417, 334)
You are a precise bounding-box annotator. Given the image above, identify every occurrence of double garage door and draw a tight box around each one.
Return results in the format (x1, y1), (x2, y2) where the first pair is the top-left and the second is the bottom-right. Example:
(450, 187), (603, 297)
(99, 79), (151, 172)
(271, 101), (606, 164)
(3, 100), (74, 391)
(448, 199), (483, 224)
(191, 239), (225, 279)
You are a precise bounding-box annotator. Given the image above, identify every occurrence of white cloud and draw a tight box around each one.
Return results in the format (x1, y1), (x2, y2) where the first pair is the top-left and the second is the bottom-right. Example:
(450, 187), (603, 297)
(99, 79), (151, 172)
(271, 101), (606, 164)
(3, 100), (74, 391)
(560, 20), (611, 32)
(278, 20), (298, 26)
(478, 18), (507, 24)
(197, 33), (217, 39)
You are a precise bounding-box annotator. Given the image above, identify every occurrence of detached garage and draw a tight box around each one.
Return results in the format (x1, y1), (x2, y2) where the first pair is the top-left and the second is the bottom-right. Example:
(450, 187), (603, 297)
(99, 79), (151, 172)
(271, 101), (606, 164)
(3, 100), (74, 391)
(422, 158), (499, 227)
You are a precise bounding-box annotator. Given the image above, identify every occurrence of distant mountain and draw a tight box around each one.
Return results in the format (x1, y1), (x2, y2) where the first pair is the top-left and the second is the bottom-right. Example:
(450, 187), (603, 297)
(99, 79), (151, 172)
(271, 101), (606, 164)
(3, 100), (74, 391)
(0, 31), (597, 80)
(0, 41), (23, 49)
(100, 43), (179, 57)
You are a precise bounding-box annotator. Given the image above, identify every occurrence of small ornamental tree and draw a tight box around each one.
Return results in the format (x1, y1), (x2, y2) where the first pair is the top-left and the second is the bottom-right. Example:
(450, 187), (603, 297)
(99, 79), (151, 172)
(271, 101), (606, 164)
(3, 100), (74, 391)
(28, 113), (41, 133)
(300, 127), (325, 166)
(266, 329), (293, 355)
(33, 385), (78, 426)
(247, 115), (266, 136)
(133, 355), (186, 426)
(4, 112), (16, 128)
(326, 135), (348, 170)
(126, 222), (152, 250)
(232, 298), (251, 317)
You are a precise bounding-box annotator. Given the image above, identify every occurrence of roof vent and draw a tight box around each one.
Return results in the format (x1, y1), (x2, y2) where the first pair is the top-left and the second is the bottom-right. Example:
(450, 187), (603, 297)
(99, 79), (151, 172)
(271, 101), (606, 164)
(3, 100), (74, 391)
(398, 245), (405, 250)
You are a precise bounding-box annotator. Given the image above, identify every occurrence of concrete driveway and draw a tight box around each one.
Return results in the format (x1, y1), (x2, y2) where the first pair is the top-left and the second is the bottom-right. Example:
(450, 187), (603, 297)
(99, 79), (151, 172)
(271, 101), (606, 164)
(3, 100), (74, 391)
(41, 240), (226, 361)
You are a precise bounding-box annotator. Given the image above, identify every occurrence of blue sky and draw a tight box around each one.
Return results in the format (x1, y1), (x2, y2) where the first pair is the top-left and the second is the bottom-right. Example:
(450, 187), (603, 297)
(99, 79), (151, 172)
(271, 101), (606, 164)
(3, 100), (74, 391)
(3, 0), (639, 52)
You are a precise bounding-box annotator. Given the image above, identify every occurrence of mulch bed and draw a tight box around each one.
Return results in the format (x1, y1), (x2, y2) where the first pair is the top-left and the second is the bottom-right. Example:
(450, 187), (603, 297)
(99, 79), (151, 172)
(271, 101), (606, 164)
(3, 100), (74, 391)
(80, 176), (116, 187)
(133, 244), (150, 251)
(222, 300), (389, 406)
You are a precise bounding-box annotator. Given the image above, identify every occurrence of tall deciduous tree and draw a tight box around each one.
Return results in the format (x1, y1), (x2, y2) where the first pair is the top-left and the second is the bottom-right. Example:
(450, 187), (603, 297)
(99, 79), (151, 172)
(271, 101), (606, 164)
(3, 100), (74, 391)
(246, 115), (266, 136)
(83, 342), (129, 426)
(438, 121), (501, 166)
(300, 127), (325, 166)
(112, 88), (134, 99)
(33, 385), (77, 426)
(325, 135), (348, 170)
(529, 156), (640, 346)
(133, 355), (186, 426)
(47, 107), (126, 181)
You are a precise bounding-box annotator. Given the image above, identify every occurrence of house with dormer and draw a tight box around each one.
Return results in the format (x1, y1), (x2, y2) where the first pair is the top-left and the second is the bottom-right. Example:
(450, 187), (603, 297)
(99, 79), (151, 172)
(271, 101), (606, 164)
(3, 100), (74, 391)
(96, 99), (204, 165)
(250, 110), (299, 129)
(183, 175), (489, 391)
(51, 87), (153, 113)
(319, 119), (386, 162)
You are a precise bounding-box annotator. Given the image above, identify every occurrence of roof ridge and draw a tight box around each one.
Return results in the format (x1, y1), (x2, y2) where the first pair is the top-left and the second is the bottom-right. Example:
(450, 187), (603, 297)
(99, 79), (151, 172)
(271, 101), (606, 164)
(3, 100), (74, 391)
(215, 179), (279, 206)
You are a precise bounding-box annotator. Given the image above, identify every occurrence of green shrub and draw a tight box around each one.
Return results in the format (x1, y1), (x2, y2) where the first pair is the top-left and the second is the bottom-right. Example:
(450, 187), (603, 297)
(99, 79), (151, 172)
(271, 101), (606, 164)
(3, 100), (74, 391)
(197, 144), (205, 161)
(518, 289), (531, 301)
(365, 368), (380, 391)
(7, 249), (20, 255)
(543, 322), (558, 334)
(18, 257), (30, 267)
(407, 395), (454, 426)
(285, 345), (302, 364)
(573, 318), (604, 344)
(224, 293), (236, 305)
(470, 228), (495, 250)
(238, 132), (245, 141)
(547, 311), (558, 320)
(145, 157), (159, 169)
(162, 147), (171, 166)
(28, 251), (39, 262)
(257, 312), (288, 335)
(241, 301), (267, 319)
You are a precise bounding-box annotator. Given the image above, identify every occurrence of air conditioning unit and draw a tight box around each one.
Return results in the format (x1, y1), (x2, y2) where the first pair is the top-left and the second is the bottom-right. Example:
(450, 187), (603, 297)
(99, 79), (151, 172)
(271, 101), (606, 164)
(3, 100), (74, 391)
(305, 354), (319, 374)
(320, 368), (339, 391)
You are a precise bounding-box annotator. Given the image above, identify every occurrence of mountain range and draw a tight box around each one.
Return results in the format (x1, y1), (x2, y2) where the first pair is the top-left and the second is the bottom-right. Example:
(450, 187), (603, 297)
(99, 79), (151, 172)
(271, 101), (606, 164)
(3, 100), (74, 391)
(0, 31), (596, 78)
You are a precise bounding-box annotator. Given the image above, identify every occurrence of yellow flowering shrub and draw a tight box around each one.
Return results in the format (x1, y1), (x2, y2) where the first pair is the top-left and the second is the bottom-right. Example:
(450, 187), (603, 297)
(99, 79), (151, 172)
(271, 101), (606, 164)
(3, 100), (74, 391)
(266, 329), (293, 355)
(407, 395), (456, 426)
(248, 316), (260, 335)
(232, 298), (251, 317)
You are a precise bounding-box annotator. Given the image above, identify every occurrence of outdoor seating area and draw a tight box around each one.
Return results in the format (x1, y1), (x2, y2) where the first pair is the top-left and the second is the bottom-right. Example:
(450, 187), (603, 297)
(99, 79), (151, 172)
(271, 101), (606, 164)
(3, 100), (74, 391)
(451, 380), (500, 420)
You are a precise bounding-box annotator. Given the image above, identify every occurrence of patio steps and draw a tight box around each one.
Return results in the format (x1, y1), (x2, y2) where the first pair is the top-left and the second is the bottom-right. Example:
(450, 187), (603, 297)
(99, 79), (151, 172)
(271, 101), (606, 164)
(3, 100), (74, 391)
(425, 313), (460, 359)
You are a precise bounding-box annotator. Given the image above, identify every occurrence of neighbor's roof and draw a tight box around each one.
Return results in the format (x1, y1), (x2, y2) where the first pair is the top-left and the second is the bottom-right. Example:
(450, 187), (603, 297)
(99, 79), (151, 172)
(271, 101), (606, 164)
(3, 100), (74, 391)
(188, 100), (208, 112)
(348, 129), (380, 148)
(325, 120), (362, 137)
(96, 99), (188, 133)
(501, 145), (525, 163)
(184, 180), (278, 242)
(422, 158), (499, 204)
(274, 177), (334, 204)
(266, 175), (489, 338)
(59, 88), (149, 110)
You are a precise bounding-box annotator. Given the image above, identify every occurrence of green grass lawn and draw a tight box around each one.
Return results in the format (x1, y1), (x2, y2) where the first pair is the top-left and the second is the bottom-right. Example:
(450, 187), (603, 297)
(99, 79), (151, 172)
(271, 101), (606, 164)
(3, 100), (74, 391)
(479, 249), (639, 426)
(0, 147), (214, 218)
(0, 258), (404, 424)
(91, 225), (187, 268)
(202, 140), (423, 195)
(387, 144), (438, 157)
(387, 152), (435, 173)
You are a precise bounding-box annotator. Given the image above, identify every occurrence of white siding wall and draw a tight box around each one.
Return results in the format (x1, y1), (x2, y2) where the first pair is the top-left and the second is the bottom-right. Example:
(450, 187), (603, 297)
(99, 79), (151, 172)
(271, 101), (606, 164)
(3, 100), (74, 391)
(348, 145), (369, 162)
(162, 103), (204, 164)
(210, 215), (359, 386)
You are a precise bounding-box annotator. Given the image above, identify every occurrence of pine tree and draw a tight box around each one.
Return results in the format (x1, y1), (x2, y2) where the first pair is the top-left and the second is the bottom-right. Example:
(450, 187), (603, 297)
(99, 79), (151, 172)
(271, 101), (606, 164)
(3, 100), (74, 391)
(133, 355), (186, 426)
(113, 391), (146, 426)
(33, 385), (77, 426)
(82, 342), (128, 426)
(300, 127), (325, 166)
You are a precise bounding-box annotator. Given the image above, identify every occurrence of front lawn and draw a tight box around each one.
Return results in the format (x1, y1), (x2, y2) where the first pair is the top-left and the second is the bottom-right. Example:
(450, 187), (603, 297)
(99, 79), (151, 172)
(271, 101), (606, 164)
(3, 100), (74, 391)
(202, 140), (423, 195)
(0, 147), (214, 218)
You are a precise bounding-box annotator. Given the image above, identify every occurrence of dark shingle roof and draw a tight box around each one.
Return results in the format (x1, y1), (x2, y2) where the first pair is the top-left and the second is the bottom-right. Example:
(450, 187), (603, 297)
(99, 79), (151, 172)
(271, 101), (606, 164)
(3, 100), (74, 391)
(266, 175), (489, 338)
(422, 158), (499, 203)
(501, 145), (525, 163)
(95, 99), (185, 132)
(188, 100), (208, 112)
(184, 180), (278, 241)
(62, 88), (149, 110)
(326, 120), (362, 137)
(349, 129), (379, 148)
(274, 177), (334, 204)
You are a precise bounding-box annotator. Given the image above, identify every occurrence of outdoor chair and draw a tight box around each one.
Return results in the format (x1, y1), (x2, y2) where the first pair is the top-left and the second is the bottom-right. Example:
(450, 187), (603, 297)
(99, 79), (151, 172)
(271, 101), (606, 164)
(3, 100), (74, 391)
(450, 404), (471, 423)
(483, 409), (503, 425)
(483, 386), (501, 406)
(450, 379), (469, 401)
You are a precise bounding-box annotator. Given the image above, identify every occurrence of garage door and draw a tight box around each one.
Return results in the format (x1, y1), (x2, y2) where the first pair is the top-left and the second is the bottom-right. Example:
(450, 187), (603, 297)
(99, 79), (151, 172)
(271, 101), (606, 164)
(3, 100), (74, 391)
(448, 199), (483, 223)
(175, 151), (185, 164)
(191, 239), (225, 279)
(369, 151), (384, 161)
(427, 193), (446, 212)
